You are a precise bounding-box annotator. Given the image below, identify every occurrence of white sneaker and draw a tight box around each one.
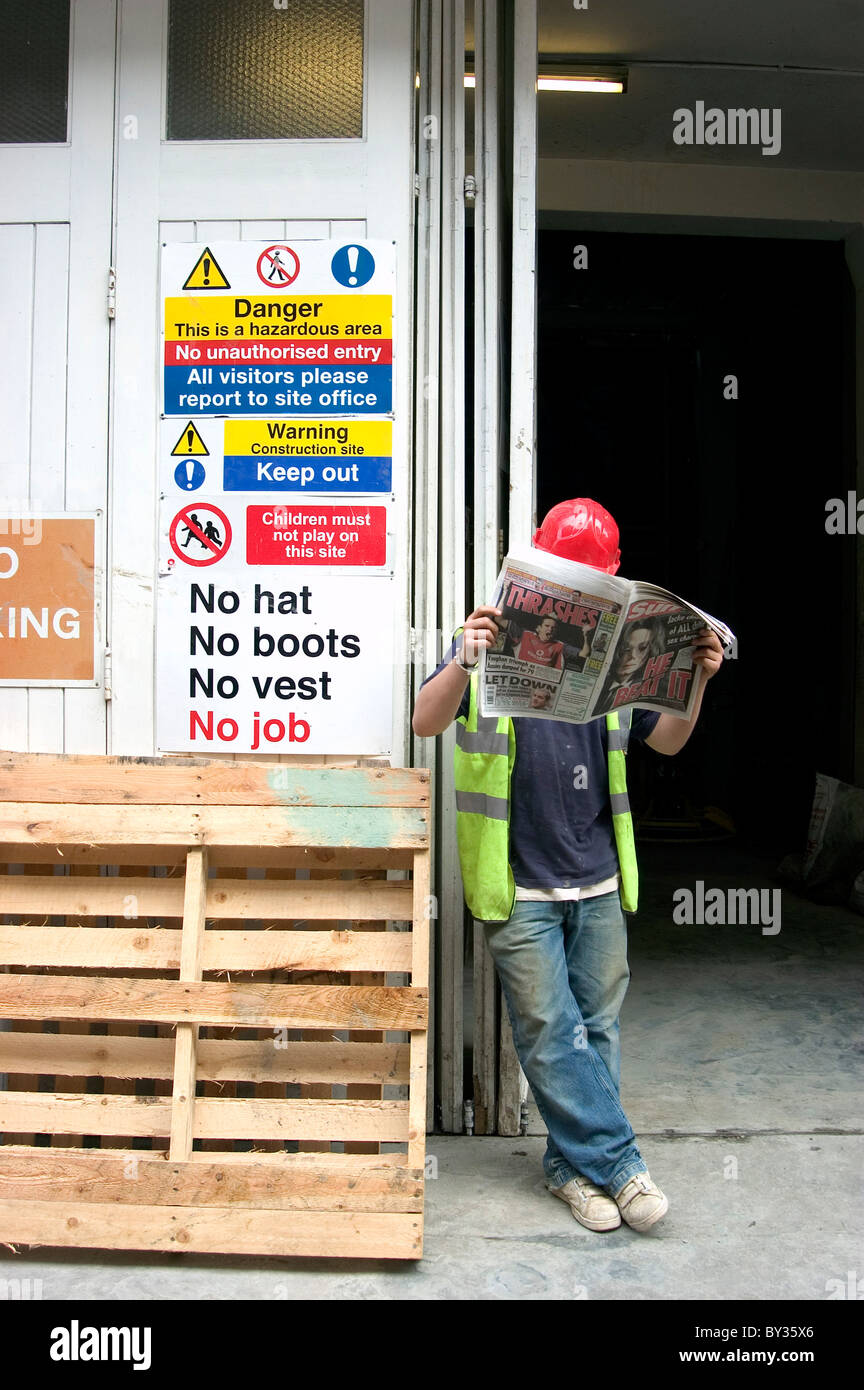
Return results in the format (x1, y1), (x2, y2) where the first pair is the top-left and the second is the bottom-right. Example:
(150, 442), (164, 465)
(549, 1174), (622, 1231)
(611, 1171), (669, 1231)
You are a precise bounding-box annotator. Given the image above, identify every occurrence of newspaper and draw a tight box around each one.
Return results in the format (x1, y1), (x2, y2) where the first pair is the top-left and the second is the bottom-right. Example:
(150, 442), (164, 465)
(479, 548), (736, 724)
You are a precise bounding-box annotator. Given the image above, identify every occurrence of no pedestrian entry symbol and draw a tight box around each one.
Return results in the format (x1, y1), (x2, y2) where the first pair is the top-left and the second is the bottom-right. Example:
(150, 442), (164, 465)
(169, 504), (232, 567)
(256, 245), (300, 288)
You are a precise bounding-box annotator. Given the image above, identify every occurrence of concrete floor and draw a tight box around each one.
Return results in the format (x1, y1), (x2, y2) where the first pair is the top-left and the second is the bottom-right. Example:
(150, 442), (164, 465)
(2, 846), (862, 1301)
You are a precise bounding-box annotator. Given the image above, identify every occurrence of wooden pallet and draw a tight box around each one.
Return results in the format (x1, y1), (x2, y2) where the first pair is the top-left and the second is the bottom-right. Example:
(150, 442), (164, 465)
(0, 753), (430, 1259)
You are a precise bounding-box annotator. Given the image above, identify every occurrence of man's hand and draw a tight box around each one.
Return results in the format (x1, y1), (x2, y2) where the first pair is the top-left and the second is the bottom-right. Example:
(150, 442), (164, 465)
(460, 605), (502, 666)
(692, 627), (724, 680)
(645, 627), (725, 757)
(412, 605), (502, 738)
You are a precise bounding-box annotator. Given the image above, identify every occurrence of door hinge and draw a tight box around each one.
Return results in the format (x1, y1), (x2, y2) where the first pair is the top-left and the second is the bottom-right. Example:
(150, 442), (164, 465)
(413, 173), (421, 198)
(103, 646), (113, 701)
(107, 266), (116, 319)
(463, 174), (477, 203)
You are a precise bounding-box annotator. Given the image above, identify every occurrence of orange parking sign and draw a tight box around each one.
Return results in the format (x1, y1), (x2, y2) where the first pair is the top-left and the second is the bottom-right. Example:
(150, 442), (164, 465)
(0, 517), (96, 683)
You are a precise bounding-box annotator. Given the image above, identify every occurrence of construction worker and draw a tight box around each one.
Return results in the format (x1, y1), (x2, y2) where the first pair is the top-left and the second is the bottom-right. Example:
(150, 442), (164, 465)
(412, 498), (725, 1232)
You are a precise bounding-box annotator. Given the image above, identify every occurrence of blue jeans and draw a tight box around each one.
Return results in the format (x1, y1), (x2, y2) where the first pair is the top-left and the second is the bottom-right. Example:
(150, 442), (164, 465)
(482, 890), (647, 1192)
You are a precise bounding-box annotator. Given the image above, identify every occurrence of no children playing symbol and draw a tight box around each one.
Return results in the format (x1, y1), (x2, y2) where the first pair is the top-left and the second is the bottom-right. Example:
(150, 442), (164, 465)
(169, 504), (232, 567)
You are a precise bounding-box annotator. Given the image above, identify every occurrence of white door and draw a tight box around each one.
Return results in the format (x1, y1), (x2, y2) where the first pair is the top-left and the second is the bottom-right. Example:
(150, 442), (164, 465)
(108, 0), (416, 757)
(0, 0), (115, 753)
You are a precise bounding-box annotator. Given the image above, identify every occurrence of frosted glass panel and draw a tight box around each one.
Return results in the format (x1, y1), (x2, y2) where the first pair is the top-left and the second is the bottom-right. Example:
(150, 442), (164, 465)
(167, 0), (364, 141)
(0, 0), (69, 144)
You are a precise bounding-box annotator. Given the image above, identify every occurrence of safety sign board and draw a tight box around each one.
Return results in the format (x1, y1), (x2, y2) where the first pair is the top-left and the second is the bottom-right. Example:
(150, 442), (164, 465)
(246, 505), (387, 566)
(157, 239), (396, 756)
(171, 421), (209, 456)
(331, 244), (376, 287)
(162, 240), (394, 417)
(256, 244), (300, 287)
(161, 417), (392, 497)
(223, 419), (391, 493)
(168, 504), (232, 567)
(174, 458), (207, 491)
(0, 515), (98, 686)
(182, 247), (230, 291)
(156, 572), (394, 756)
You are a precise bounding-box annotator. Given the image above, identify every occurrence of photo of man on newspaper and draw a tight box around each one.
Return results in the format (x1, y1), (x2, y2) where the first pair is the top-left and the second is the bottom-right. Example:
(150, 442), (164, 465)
(500, 613), (593, 672)
(480, 550), (734, 726)
(486, 570), (614, 717)
(593, 614), (668, 715)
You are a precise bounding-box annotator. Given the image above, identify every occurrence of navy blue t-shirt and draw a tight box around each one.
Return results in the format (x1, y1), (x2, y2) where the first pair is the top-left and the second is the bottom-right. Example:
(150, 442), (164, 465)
(420, 644), (660, 890)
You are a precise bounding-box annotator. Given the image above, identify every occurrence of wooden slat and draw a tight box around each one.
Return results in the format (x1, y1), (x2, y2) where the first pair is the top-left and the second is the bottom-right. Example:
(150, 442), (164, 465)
(409, 849), (432, 1171)
(0, 1031), (410, 1084)
(194, 1098), (409, 1142)
(0, 975), (428, 1029)
(56, 864), (101, 1151)
(205, 877), (414, 921)
(0, 755), (429, 807)
(2, 863), (54, 1147)
(169, 847), (207, 1161)
(474, 920), (498, 1133)
(0, 803), (428, 849)
(340, 866), (384, 1159)
(0, 926), (414, 972)
(0, 1199), (422, 1258)
(0, 1143), (409, 1170)
(197, 862), (243, 1156)
(0, 845), (417, 870)
(0, 876), (185, 918)
(0, 926), (182, 969)
(0, 1093), (409, 1142)
(0, 876), (414, 922)
(295, 863), (341, 1157)
(0, 1093), (171, 1138)
(497, 997), (524, 1136)
(0, 1150), (422, 1211)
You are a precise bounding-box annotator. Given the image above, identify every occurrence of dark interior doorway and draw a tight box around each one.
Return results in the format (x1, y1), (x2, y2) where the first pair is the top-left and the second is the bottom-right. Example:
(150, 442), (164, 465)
(536, 229), (857, 855)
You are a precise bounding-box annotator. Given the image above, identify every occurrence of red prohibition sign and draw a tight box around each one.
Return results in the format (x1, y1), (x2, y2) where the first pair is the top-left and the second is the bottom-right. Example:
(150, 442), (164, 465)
(256, 244), (300, 288)
(169, 504), (232, 567)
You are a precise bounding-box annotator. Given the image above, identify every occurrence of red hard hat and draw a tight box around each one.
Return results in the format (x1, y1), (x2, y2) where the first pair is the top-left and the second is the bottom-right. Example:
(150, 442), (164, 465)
(533, 498), (621, 574)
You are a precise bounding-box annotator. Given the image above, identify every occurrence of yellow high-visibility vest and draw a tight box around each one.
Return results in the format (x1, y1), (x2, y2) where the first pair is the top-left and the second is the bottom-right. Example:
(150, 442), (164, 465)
(454, 672), (639, 920)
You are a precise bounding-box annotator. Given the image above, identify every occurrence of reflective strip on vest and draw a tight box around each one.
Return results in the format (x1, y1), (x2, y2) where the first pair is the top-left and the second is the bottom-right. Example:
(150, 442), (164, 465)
(455, 789), (509, 819)
(453, 668), (516, 922)
(605, 708), (639, 913)
(455, 725), (511, 756)
(453, 669), (640, 919)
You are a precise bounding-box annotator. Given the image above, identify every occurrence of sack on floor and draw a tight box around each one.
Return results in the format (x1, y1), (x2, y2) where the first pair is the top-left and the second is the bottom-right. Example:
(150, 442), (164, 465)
(802, 773), (864, 905)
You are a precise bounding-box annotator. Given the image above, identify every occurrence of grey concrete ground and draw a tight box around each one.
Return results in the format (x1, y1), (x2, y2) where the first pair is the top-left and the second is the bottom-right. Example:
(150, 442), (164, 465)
(1, 846), (862, 1301)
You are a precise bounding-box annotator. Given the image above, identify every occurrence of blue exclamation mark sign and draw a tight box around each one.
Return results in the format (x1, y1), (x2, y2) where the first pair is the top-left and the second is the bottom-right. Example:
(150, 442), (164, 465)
(332, 244), (375, 288)
(174, 458), (206, 491)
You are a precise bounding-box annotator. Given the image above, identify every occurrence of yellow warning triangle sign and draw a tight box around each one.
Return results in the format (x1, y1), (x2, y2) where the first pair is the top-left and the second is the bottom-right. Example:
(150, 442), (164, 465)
(171, 421), (209, 457)
(182, 247), (230, 290)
